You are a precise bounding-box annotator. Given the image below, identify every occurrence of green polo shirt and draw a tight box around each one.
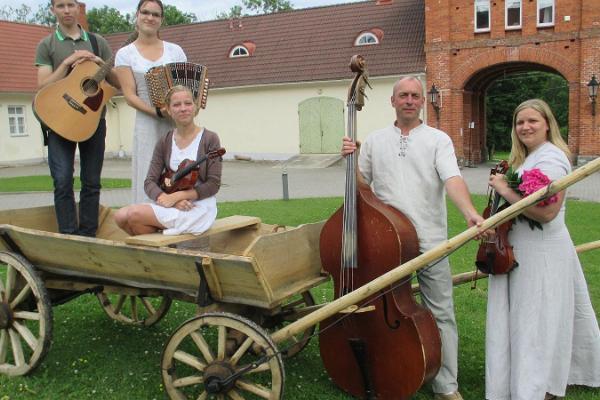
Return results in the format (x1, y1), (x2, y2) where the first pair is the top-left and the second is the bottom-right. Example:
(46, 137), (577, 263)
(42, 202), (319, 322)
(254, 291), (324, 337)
(35, 25), (112, 70)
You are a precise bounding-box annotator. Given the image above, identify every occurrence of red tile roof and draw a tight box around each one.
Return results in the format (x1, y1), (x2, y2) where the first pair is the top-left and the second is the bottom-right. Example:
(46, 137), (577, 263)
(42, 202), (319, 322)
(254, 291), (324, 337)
(107, 0), (425, 89)
(0, 0), (424, 94)
(0, 21), (52, 93)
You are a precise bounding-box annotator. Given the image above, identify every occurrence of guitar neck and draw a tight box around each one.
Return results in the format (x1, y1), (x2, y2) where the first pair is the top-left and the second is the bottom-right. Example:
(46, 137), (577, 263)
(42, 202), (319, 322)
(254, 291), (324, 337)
(91, 31), (138, 84)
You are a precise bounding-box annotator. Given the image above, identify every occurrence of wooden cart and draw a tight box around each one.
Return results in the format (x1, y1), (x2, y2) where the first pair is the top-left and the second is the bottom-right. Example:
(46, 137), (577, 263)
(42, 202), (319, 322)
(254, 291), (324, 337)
(0, 205), (327, 398)
(2, 156), (599, 400)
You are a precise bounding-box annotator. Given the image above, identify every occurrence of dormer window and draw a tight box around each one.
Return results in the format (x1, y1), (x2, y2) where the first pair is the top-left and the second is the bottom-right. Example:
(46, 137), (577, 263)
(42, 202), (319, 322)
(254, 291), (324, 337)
(355, 32), (379, 46)
(230, 45), (249, 58)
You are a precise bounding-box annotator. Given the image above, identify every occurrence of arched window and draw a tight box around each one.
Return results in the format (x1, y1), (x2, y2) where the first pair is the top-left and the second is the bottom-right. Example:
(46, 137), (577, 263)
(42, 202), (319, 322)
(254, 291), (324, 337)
(355, 32), (379, 46)
(230, 45), (249, 58)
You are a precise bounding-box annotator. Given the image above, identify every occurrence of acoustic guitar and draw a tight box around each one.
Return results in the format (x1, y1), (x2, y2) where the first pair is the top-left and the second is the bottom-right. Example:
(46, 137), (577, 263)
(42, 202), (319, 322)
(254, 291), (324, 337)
(33, 32), (138, 142)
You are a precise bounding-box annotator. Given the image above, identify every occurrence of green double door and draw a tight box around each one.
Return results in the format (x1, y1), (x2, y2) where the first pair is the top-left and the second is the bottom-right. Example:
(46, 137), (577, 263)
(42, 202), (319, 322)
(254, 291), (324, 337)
(298, 97), (344, 154)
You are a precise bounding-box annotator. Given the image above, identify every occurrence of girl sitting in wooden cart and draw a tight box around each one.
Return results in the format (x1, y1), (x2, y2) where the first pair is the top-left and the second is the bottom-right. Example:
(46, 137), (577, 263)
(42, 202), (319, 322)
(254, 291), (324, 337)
(115, 85), (222, 235)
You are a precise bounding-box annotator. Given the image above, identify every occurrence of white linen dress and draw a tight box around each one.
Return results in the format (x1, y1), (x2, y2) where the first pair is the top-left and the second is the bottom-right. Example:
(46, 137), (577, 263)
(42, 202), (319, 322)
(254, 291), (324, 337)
(115, 41), (187, 203)
(485, 141), (600, 399)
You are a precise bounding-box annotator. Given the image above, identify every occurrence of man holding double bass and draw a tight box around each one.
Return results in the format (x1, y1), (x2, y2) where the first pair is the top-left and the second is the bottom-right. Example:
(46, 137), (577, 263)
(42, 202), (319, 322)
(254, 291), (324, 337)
(342, 76), (484, 400)
(34, 0), (119, 237)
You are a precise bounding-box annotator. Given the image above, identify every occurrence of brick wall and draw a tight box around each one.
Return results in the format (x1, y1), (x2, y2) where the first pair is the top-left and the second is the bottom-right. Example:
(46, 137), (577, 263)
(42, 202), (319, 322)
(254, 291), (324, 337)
(425, 0), (600, 164)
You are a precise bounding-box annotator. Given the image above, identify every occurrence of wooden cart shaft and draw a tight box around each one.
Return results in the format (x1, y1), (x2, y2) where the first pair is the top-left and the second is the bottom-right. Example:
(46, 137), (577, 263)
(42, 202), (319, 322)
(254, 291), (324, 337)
(271, 156), (600, 344)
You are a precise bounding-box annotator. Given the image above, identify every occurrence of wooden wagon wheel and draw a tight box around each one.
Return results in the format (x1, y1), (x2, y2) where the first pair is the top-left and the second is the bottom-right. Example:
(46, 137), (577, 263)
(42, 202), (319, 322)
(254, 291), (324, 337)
(0, 251), (52, 376)
(96, 292), (172, 327)
(267, 290), (316, 358)
(162, 312), (285, 400)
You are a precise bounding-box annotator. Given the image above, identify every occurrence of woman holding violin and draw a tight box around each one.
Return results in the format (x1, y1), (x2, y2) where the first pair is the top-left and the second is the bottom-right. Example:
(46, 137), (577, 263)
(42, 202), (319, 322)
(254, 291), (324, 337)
(114, 85), (222, 235)
(485, 99), (600, 400)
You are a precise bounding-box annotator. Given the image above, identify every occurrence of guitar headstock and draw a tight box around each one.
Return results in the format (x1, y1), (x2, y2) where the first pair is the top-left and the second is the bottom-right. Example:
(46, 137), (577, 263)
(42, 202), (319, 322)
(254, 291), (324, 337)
(347, 55), (371, 111)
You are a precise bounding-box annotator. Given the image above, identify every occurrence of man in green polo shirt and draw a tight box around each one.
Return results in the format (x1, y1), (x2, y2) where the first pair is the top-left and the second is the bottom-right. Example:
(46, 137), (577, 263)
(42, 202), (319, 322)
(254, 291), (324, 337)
(35, 0), (119, 237)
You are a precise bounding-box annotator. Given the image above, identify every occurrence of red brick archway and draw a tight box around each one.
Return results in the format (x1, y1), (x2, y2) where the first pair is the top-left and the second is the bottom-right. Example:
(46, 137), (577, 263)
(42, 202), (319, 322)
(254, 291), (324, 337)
(424, 0), (600, 165)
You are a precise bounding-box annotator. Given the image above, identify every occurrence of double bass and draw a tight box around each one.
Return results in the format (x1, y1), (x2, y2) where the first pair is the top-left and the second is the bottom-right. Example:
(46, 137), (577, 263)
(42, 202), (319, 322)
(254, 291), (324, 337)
(319, 56), (441, 399)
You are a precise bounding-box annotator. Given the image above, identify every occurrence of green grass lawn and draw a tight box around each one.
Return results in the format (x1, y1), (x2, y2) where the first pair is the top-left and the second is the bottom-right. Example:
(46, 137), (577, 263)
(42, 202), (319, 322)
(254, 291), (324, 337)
(0, 176), (130, 192)
(0, 197), (599, 399)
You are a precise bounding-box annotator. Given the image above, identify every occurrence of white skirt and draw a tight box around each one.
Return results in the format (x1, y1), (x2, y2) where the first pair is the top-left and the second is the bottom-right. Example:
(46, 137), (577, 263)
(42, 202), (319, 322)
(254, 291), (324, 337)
(150, 196), (217, 235)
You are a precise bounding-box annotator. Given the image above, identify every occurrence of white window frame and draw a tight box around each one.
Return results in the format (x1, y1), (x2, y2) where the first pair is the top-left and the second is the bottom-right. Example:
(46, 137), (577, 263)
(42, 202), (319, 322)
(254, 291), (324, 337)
(537, 0), (555, 27)
(8, 105), (27, 137)
(474, 0), (491, 33)
(355, 32), (379, 46)
(505, 0), (522, 30)
(229, 45), (249, 58)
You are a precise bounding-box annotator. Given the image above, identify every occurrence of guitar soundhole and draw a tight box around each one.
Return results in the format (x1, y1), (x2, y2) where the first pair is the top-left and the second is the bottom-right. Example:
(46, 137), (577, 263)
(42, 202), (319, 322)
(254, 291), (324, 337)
(82, 79), (99, 96)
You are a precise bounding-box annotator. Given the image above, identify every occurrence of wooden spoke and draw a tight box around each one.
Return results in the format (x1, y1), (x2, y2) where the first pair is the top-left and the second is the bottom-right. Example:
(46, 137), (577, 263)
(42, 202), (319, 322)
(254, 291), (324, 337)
(11, 321), (37, 351)
(239, 361), (272, 375)
(195, 392), (207, 400)
(96, 291), (171, 327)
(8, 328), (25, 368)
(227, 389), (245, 400)
(217, 325), (226, 360)
(162, 313), (284, 400)
(9, 284), (32, 309)
(0, 330), (7, 364)
(229, 336), (254, 366)
(130, 296), (139, 322)
(236, 379), (271, 399)
(5, 265), (16, 302)
(0, 252), (52, 377)
(173, 350), (206, 371)
(114, 295), (126, 314)
(12, 311), (40, 321)
(140, 297), (157, 315)
(190, 331), (214, 363)
(173, 375), (204, 388)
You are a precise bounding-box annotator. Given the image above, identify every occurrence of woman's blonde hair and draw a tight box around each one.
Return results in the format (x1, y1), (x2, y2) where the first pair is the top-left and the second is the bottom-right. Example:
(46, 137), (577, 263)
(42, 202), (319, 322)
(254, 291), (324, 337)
(508, 98), (571, 168)
(165, 85), (200, 116)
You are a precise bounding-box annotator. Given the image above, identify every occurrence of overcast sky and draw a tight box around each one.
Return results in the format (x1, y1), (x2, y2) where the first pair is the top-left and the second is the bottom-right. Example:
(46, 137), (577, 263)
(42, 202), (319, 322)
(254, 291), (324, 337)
(0, 0), (364, 22)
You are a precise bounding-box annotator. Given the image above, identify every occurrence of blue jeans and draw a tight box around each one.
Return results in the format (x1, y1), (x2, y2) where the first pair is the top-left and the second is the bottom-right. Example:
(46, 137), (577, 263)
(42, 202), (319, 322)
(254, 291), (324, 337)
(47, 119), (106, 236)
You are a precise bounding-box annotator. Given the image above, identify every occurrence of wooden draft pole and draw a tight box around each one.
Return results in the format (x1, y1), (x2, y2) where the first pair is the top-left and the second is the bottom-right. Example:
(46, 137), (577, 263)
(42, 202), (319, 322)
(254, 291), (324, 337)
(271, 156), (600, 345)
(412, 239), (600, 294)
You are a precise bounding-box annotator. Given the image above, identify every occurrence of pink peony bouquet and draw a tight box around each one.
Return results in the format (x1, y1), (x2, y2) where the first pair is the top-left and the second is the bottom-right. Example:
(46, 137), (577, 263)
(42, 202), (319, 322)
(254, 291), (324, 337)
(518, 168), (558, 207)
(504, 167), (558, 230)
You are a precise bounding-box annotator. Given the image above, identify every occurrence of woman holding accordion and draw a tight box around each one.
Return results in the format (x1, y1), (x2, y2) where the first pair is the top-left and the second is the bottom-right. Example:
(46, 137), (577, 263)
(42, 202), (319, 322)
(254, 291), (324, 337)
(115, 0), (187, 203)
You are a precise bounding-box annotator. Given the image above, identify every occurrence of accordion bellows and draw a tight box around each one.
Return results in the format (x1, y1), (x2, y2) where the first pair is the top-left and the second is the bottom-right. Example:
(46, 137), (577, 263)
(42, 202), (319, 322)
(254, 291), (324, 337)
(145, 62), (209, 109)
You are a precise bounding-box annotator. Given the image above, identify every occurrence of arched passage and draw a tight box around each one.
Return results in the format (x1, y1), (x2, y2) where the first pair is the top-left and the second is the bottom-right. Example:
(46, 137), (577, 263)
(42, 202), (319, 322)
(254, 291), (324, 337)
(462, 62), (569, 164)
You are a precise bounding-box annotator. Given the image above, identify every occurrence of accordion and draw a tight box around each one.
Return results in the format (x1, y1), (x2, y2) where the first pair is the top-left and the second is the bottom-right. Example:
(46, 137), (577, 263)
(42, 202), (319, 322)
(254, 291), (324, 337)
(145, 62), (209, 109)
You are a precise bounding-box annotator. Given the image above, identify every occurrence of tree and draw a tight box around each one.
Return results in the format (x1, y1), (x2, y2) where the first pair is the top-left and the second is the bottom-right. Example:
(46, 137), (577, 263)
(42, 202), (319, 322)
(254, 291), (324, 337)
(485, 71), (568, 156)
(217, 0), (293, 19)
(162, 5), (197, 26)
(0, 5), (33, 23)
(34, 2), (55, 26)
(87, 6), (132, 34)
(0, 2), (54, 25)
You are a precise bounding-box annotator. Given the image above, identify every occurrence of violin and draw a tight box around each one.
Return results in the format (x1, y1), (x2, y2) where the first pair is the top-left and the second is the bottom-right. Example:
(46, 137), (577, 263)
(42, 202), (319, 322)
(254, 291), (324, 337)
(160, 147), (225, 194)
(319, 55), (440, 399)
(475, 160), (518, 275)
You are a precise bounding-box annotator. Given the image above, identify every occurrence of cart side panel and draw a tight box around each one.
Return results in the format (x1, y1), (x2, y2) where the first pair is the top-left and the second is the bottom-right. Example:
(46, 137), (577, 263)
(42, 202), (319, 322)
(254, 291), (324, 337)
(207, 224), (274, 256)
(0, 225), (205, 295)
(243, 221), (327, 304)
(204, 256), (274, 308)
(0, 206), (58, 233)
